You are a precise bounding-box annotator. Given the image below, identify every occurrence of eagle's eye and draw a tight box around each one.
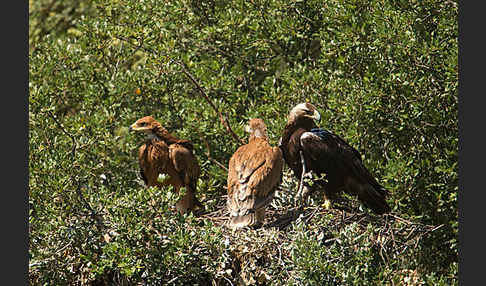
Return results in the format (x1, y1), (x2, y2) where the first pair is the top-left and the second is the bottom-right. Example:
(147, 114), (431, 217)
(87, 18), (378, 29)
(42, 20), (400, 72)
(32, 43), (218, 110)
(140, 122), (147, 126)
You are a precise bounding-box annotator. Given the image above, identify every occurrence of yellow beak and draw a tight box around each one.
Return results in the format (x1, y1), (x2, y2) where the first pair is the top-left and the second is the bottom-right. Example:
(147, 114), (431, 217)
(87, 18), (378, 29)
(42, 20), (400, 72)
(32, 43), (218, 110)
(129, 123), (138, 131)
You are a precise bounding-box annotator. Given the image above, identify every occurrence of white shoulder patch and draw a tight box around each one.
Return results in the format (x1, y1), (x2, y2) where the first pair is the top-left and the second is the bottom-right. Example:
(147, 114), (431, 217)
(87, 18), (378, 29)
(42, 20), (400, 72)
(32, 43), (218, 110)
(294, 102), (308, 111)
(300, 132), (320, 144)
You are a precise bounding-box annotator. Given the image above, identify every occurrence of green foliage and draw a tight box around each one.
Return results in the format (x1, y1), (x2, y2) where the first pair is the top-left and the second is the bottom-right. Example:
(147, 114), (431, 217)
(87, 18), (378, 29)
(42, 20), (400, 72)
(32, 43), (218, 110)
(30, 0), (457, 284)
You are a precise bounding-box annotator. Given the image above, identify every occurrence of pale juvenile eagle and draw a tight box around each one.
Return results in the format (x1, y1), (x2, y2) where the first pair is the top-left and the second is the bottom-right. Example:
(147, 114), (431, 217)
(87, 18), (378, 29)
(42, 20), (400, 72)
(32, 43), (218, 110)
(279, 103), (391, 215)
(227, 118), (284, 229)
(130, 116), (202, 214)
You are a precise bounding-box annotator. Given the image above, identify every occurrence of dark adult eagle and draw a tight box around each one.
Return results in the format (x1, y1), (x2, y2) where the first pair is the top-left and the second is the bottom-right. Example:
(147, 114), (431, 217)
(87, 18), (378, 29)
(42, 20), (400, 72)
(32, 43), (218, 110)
(130, 116), (202, 214)
(279, 103), (391, 215)
(227, 118), (284, 229)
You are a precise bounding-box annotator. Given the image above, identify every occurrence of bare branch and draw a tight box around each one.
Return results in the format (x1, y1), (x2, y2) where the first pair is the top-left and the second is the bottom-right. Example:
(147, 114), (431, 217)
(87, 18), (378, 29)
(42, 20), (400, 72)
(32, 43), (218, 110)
(193, 113), (229, 172)
(175, 60), (245, 145)
(112, 36), (244, 145)
(46, 110), (76, 159)
(45, 110), (106, 231)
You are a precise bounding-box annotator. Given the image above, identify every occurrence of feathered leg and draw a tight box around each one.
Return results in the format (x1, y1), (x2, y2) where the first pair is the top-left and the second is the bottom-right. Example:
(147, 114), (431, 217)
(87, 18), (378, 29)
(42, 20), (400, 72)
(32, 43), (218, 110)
(296, 151), (333, 210)
(254, 208), (265, 228)
(297, 150), (314, 209)
(321, 190), (333, 210)
(320, 179), (338, 211)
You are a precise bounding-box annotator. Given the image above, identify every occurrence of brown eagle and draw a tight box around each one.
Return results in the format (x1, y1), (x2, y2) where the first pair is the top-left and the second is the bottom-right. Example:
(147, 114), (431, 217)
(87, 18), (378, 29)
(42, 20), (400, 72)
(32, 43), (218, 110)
(279, 103), (391, 215)
(227, 118), (284, 229)
(129, 116), (202, 214)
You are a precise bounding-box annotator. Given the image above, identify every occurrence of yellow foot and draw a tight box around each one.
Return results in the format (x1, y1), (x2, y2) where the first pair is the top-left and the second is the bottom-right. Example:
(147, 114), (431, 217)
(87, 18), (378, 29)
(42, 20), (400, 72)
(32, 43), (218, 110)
(322, 199), (332, 210)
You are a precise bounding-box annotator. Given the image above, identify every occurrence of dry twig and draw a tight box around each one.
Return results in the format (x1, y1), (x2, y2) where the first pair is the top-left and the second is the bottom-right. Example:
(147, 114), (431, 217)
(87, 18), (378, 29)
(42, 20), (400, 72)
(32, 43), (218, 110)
(192, 112), (229, 172)
(175, 60), (244, 145)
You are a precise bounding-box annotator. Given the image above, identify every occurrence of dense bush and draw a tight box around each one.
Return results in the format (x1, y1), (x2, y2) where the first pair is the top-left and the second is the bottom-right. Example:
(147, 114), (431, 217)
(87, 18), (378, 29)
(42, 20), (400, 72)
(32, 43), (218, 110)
(29, 0), (457, 284)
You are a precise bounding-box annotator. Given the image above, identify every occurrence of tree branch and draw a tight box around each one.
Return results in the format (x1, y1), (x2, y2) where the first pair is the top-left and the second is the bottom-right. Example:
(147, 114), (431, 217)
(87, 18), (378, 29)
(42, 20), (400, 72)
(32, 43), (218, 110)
(112, 36), (244, 145)
(175, 60), (245, 145)
(46, 110), (106, 230)
(193, 113), (229, 172)
(47, 110), (76, 159)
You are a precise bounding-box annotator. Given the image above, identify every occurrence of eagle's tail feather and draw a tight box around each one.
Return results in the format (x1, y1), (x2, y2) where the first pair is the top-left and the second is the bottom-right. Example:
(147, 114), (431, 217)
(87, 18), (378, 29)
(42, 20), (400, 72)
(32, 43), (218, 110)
(359, 184), (391, 215)
(175, 182), (203, 214)
(187, 181), (203, 209)
(229, 209), (264, 229)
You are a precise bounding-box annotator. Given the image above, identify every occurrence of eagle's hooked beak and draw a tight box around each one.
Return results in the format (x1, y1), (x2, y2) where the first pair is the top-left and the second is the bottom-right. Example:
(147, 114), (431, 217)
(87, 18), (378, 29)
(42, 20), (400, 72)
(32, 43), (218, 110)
(129, 123), (137, 131)
(312, 109), (321, 122)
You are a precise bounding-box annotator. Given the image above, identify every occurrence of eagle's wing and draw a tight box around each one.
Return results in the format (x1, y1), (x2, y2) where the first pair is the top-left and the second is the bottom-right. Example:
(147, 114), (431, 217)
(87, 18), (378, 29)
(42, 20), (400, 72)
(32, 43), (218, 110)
(138, 141), (170, 186)
(169, 143), (201, 189)
(299, 129), (377, 185)
(299, 130), (355, 172)
(168, 142), (202, 213)
(299, 128), (390, 214)
(227, 140), (283, 220)
(138, 144), (149, 185)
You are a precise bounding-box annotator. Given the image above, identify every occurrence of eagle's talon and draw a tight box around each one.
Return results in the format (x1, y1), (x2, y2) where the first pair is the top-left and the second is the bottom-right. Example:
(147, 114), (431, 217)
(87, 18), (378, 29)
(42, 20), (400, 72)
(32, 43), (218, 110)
(322, 199), (332, 210)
